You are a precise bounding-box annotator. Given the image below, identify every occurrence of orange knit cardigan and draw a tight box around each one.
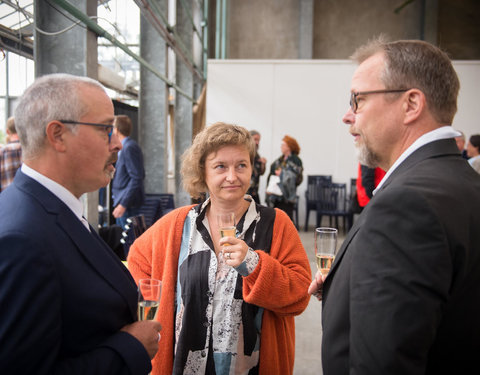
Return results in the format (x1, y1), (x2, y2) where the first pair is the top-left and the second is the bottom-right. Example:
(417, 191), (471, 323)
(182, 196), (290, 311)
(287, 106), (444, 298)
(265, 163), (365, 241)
(127, 205), (311, 375)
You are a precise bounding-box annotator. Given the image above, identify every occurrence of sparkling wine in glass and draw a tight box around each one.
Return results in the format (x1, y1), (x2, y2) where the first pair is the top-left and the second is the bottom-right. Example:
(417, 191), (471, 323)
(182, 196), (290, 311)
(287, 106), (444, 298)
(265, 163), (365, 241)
(137, 278), (162, 321)
(315, 227), (338, 276)
(217, 212), (236, 245)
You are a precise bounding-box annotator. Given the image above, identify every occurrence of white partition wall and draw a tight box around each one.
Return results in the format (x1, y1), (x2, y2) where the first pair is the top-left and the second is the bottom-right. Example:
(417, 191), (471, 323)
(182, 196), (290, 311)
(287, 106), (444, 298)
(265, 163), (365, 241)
(206, 59), (480, 228)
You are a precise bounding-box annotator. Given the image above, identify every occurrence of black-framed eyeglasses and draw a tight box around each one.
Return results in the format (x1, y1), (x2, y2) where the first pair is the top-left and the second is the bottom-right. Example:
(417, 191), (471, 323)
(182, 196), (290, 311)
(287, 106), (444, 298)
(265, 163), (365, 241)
(349, 89), (411, 113)
(60, 120), (114, 143)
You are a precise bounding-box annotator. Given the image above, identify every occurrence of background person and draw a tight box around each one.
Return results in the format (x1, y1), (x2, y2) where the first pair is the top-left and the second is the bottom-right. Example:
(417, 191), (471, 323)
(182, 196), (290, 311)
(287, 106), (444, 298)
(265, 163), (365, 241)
(0, 116), (22, 192)
(112, 114), (146, 229)
(466, 134), (480, 174)
(265, 135), (303, 221)
(308, 38), (480, 375)
(0, 73), (161, 374)
(127, 122), (311, 375)
(247, 129), (266, 204)
(455, 130), (469, 159)
(355, 163), (386, 210)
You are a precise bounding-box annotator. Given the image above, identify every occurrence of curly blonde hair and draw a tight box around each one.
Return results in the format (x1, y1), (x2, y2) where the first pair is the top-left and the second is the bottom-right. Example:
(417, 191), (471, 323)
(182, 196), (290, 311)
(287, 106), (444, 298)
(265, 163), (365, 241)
(181, 122), (256, 198)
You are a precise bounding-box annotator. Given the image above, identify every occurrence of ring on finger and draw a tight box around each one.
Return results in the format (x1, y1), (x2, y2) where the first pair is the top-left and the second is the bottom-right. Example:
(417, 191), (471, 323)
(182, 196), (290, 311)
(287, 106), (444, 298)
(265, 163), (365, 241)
(225, 252), (231, 259)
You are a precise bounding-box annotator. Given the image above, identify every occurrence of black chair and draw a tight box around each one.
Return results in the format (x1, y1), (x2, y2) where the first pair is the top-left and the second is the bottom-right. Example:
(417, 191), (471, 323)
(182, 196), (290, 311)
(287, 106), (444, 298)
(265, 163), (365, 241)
(138, 196), (163, 228)
(99, 224), (125, 260)
(316, 182), (353, 233)
(146, 193), (175, 216)
(304, 175), (332, 231)
(121, 214), (148, 258)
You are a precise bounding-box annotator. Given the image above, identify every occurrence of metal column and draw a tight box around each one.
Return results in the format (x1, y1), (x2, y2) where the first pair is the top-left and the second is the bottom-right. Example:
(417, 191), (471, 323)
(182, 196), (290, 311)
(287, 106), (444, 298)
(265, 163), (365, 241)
(299, 0), (314, 59)
(174, 0), (194, 206)
(139, 2), (169, 194)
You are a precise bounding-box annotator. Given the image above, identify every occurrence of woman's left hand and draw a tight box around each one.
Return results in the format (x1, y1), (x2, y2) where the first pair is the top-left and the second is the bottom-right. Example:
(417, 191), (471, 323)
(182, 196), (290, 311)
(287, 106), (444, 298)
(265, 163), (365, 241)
(219, 236), (249, 267)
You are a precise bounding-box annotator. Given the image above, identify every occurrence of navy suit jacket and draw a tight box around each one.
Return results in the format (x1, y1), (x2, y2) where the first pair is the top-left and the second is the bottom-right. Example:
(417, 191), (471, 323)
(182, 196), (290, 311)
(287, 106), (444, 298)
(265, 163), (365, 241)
(0, 171), (151, 374)
(322, 138), (480, 375)
(112, 137), (145, 208)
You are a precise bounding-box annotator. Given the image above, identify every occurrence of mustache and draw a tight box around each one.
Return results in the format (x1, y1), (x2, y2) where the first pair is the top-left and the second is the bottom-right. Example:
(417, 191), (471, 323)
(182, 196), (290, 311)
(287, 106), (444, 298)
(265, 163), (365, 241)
(106, 152), (118, 165)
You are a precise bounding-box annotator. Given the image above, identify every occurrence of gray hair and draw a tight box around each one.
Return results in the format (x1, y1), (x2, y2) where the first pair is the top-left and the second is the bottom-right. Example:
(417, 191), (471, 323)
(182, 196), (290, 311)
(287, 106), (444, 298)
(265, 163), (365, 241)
(352, 37), (460, 125)
(14, 73), (107, 160)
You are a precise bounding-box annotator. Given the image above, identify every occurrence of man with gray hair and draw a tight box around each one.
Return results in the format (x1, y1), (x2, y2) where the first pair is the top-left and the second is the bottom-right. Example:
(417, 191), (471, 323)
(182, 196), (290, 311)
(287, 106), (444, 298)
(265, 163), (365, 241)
(308, 38), (480, 374)
(0, 73), (161, 374)
(0, 116), (22, 191)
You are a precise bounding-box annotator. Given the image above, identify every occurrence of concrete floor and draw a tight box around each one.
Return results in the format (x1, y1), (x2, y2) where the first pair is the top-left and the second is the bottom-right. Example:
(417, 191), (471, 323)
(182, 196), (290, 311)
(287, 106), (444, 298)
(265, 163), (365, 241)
(293, 228), (323, 375)
(293, 227), (347, 375)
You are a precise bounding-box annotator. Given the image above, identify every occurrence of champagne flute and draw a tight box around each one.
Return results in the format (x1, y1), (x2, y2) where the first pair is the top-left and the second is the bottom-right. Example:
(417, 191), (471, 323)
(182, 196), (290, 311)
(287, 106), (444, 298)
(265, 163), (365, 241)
(137, 278), (162, 321)
(217, 212), (236, 244)
(217, 213), (235, 259)
(314, 227), (338, 276)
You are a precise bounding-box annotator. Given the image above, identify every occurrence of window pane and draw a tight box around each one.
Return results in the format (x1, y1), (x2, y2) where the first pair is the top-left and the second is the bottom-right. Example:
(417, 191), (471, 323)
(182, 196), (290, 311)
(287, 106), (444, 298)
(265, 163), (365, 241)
(7, 53), (34, 96)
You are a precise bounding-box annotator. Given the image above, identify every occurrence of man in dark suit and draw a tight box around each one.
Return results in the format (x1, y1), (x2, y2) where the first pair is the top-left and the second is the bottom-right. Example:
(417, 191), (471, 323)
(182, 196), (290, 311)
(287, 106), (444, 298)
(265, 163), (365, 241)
(308, 39), (480, 374)
(0, 73), (161, 374)
(112, 114), (145, 229)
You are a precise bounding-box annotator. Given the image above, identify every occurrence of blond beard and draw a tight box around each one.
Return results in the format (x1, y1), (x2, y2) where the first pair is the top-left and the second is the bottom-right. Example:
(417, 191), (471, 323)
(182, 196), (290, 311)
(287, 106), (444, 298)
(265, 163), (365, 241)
(355, 142), (380, 168)
(106, 168), (115, 180)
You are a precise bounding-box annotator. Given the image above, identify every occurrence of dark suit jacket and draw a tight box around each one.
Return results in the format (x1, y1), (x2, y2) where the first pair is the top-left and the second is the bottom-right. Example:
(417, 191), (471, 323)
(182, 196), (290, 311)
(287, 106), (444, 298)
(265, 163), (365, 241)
(112, 137), (145, 208)
(0, 171), (151, 374)
(322, 138), (480, 375)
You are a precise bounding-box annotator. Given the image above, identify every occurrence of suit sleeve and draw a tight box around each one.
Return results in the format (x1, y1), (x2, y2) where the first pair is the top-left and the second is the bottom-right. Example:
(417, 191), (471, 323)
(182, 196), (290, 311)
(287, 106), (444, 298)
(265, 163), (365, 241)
(349, 187), (451, 374)
(0, 232), (151, 375)
(242, 209), (312, 316)
(118, 142), (145, 208)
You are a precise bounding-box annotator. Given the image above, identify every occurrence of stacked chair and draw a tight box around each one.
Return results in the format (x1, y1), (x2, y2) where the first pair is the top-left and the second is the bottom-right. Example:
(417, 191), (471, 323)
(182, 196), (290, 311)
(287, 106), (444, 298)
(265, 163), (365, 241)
(316, 182), (354, 234)
(121, 193), (175, 258)
(304, 175), (332, 231)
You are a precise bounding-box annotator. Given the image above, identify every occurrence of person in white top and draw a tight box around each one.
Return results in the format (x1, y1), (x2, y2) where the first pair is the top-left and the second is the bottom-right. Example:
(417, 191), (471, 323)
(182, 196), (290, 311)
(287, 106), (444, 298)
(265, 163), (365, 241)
(308, 37), (480, 375)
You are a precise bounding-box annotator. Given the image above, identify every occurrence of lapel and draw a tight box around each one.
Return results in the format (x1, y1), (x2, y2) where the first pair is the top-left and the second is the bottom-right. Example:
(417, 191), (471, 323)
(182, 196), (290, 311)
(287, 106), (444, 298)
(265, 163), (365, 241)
(326, 213), (362, 281)
(16, 171), (138, 320)
(325, 138), (460, 284)
(374, 138), (459, 194)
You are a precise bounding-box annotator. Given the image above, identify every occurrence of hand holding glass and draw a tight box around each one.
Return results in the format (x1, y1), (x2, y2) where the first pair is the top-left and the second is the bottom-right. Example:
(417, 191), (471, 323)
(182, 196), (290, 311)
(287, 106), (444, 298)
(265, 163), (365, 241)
(137, 279), (162, 321)
(315, 227), (338, 276)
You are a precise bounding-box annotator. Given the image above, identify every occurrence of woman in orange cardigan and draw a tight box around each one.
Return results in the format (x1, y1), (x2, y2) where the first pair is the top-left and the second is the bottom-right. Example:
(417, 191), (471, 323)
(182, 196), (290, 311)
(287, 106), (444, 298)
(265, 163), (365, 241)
(128, 122), (311, 375)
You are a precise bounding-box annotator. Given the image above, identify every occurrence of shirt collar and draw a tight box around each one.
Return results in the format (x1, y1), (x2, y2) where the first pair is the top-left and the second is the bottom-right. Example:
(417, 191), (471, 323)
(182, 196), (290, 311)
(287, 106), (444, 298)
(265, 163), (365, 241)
(374, 126), (460, 194)
(21, 164), (86, 223)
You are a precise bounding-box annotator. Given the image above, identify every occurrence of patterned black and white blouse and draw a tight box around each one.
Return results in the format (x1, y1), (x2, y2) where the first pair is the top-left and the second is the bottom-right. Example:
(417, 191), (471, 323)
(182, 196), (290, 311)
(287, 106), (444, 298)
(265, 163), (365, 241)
(172, 196), (276, 374)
